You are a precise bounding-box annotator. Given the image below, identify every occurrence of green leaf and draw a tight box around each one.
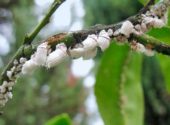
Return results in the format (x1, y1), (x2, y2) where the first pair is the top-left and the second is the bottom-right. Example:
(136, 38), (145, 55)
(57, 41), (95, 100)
(147, 27), (170, 44)
(156, 54), (170, 93)
(146, 27), (170, 93)
(95, 44), (129, 125)
(95, 43), (144, 125)
(44, 114), (71, 125)
(122, 53), (144, 125)
(168, 9), (170, 26)
(138, 0), (149, 5)
(138, 0), (159, 6)
(141, 56), (168, 114)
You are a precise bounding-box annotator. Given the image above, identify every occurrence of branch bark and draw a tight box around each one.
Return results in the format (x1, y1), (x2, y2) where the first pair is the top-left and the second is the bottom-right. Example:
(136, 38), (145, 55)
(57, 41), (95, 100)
(133, 34), (170, 56)
(139, 0), (156, 14)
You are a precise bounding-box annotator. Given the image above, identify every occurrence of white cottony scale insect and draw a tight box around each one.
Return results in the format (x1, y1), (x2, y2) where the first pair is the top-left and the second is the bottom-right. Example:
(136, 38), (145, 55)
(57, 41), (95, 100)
(13, 59), (18, 65)
(141, 23), (147, 32)
(134, 24), (141, 31)
(22, 59), (38, 74)
(131, 41), (146, 53)
(83, 48), (97, 60)
(119, 20), (134, 37)
(107, 29), (113, 36)
(69, 44), (85, 59)
(46, 43), (68, 68)
(143, 16), (165, 28)
(97, 30), (111, 51)
(19, 57), (27, 64)
(80, 34), (99, 59)
(82, 34), (98, 51)
(33, 42), (49, 66)
(2, 81), (8, 88)
(144, 49), (155, 56)
(143, 16), (155, 24)
(0, 86), (6, 93)
(8, 87), (12, 91)
(6, 92), (13, 99)
(7, 71), (12, 79)
(131, 41), (155, 56)
(153, 18), (165, 28)
(6, 82), (15, 87)
(10, 66), (16, 73)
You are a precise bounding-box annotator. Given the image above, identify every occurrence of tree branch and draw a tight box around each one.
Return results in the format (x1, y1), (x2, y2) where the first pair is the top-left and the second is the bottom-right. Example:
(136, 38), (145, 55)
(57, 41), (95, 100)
(139, 0), (155, 14)
(0, 0), (66, 82)
(43, 25), (170, 57)
(24, 0), (66, 45)
(133, 34), (170, 56)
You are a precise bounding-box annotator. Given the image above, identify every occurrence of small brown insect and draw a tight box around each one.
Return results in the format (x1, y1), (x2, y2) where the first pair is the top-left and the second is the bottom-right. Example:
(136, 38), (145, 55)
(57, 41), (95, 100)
(46, 33), (67, 45)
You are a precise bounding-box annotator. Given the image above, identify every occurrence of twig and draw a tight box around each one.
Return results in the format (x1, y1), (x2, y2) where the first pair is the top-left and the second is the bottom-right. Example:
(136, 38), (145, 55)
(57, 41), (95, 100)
(24, 0), (66, 45)
(133, 34), (170, 56)
(139, 0), (155, 14)
(42, 26), (170, 57)
(0, 0), (66, 82)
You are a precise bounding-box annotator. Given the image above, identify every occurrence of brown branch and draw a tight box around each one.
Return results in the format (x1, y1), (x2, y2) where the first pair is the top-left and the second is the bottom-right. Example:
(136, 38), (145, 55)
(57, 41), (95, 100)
(44, 26), (170, 57)
(133, 34), (170, 56)
(139, 0), (156, 14)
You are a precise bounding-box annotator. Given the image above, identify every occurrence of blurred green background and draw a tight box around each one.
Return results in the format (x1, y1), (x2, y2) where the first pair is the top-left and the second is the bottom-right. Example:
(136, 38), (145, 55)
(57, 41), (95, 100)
(0, 0), (170, 125)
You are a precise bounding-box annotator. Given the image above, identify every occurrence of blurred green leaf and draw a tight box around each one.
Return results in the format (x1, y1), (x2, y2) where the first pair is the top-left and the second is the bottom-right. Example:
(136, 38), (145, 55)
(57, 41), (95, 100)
(138, 0), (159, 6)
(44, 114), (71, 125)
(146, 27), (170, 93)
(0, 118), (5, 125)
(84, 0), (141, 25)
(122, 53), (144, 125)
(95, 43), (144, 125)
(95, 44), (129, 125)
(156, 54), (170, 93)
(147, 27), (170, 44)
(141, 56), (170, 124)
(138, 0), (148, 5)
(168, 9), (170, 26)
